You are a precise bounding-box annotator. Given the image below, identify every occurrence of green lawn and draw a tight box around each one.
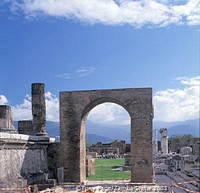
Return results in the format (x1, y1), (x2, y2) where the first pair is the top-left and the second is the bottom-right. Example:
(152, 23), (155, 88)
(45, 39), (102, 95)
(87, 158), (131, 181)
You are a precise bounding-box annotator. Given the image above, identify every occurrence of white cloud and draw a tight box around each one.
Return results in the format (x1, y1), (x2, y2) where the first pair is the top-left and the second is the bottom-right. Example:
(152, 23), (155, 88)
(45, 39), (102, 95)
(56, 67), (96, 79)
(154, 76), (200, 122)
(10, 90), (128, 124)
(12, 95), (32, 120)
(0, 95), (8, 105)
(175, 76), (200, 86)
(76, 67), (96, 77)
(11, 92), (59, 122)
(5, 0), (200, 27)
(88, 102), (130, 125)
(45, 92), (59, 122)
(56, 73), (71, 79)
(89, 76), (200, 124)
(2, 75), (199, 124)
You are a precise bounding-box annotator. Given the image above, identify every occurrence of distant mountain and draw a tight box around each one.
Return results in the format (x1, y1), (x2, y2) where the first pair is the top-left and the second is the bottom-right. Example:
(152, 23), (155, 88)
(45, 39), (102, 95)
(44, 118), (200, 142)
(87, 134), (113, 143)
(168, 124), (199, 137)
(14, 121), (114, 143)
(87, 121), (130, 142)
(13, 118), (199, 143)
(45, 121), (129, 142)
(46, 121), (60, 137)
(154, 119), (199, 138)
(153, 119), (199, 130)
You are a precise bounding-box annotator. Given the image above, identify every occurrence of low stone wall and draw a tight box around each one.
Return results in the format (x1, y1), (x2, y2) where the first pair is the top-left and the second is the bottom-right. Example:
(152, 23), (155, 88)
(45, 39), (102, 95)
(0, 132), (55, 188)
(125, 153), (131, 166)
(47, 142), (60, 180)
(86, 156), (95, 177)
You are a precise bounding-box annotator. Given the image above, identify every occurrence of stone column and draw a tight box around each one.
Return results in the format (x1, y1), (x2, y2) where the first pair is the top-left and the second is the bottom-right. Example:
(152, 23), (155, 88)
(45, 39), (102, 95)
(160, 128), (168, 155)
(32, 83), (47, 136)
(153, 129), (158, 156)
(0, 105), (12, 129)
(59, 93), (83, 182)
(0, 105), (16, 133)
(131, 114), (153, 183)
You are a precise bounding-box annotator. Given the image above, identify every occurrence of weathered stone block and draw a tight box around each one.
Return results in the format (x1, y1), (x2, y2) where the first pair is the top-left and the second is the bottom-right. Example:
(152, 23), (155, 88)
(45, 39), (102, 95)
(18, 120), (34, 135)
(86, 155), (95, 177)
(57, 167), (64, 184)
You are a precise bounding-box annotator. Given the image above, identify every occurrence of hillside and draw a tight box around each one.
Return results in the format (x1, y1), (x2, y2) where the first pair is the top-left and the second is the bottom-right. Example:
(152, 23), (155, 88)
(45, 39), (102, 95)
(14, 118), (199, 143)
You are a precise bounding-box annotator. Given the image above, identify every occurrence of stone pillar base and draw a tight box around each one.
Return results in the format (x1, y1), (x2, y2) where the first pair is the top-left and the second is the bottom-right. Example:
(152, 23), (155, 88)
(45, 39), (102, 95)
(36, 132), (48, 136)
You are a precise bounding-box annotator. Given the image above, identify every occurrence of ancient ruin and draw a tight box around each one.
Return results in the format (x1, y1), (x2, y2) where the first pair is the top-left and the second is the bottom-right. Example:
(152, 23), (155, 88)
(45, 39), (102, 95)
(160, 128), (168, 155)
(59, 88), (153, 183)
(153, 128), (200, 192)
(1, 83), (200, 192)
(0, 83), (55, 189)
(32, 83), (47, 136)
(0, 105), (16, 133)
(88, 140), (128, 155)
(0, 84), (155, 190)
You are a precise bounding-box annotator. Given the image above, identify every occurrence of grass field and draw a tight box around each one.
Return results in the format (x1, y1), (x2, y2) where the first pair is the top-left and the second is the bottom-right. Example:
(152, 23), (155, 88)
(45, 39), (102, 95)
(87, 158), (131, 181)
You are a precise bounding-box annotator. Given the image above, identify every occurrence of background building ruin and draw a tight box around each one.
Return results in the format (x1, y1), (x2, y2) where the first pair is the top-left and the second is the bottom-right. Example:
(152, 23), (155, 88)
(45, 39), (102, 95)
(0, 83), (154, 188)
(88, 140), (128, 155)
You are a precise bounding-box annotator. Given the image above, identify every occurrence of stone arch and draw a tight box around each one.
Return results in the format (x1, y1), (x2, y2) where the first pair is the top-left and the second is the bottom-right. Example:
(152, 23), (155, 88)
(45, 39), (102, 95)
(81, 97), (131, 121)
(59, 88), (153, 183)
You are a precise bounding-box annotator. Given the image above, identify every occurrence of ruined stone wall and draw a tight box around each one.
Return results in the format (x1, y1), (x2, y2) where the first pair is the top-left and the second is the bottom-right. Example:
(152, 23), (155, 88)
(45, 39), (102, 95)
(0, 133), (51, 188)
(18, 120), (34, 135)
(0, 83), (57, 189)
(89, 140), (126, 155)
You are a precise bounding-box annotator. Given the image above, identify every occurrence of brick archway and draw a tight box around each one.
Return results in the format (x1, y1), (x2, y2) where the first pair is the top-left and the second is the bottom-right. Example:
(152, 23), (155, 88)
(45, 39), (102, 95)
(59, 88), (153, 183)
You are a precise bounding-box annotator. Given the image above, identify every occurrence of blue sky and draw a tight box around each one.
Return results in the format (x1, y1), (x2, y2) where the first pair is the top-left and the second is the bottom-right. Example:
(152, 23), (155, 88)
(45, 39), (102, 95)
(0, 0), (199, 123)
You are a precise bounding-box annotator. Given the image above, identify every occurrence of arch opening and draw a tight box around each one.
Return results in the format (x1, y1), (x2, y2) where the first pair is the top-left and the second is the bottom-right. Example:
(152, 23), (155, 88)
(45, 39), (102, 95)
(81, 97), (132, 121)
(80, 102), (131, 181)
